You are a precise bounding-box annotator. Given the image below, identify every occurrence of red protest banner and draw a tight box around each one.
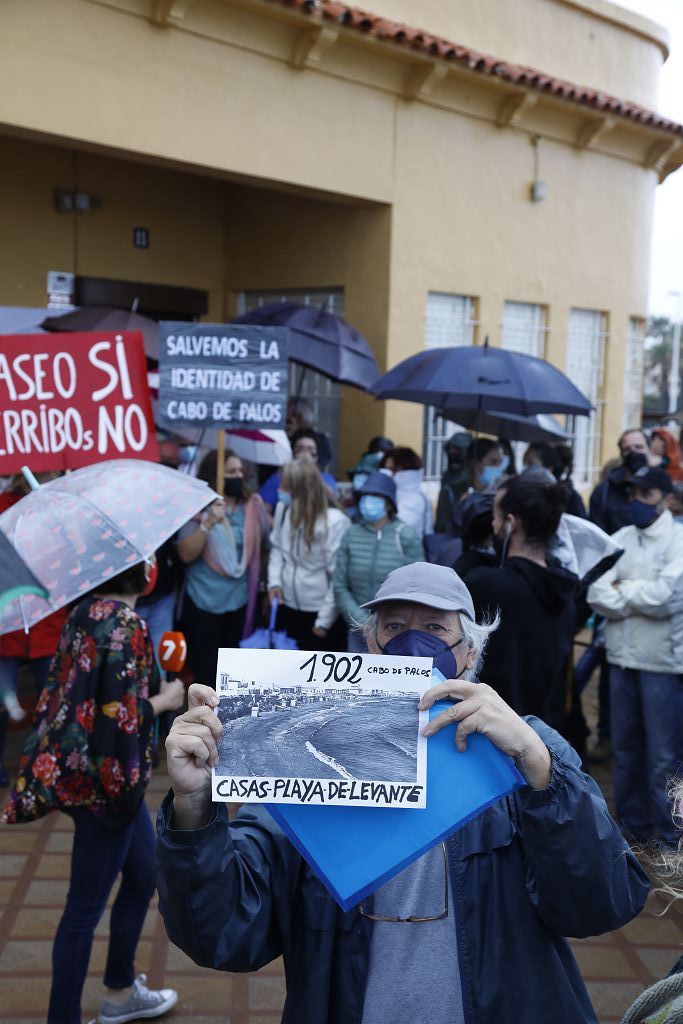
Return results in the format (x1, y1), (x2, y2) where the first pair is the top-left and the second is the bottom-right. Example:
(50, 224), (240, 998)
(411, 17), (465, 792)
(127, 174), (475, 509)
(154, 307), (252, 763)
(0, 331), (158, 473)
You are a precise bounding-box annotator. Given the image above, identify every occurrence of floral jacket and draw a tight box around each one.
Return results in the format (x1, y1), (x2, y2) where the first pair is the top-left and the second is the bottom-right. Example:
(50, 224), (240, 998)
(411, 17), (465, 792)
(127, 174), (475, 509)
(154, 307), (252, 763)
(2, 597), (158, 831)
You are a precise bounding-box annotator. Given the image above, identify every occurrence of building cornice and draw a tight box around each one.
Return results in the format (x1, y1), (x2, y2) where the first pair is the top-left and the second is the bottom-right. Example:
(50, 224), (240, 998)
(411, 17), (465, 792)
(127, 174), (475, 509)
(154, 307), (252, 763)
(149, 0), (683, 180)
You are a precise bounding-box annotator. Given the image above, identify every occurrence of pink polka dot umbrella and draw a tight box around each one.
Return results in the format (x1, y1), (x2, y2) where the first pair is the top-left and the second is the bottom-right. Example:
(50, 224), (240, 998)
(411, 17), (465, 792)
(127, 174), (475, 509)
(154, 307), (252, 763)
(0, 460), (218, 635)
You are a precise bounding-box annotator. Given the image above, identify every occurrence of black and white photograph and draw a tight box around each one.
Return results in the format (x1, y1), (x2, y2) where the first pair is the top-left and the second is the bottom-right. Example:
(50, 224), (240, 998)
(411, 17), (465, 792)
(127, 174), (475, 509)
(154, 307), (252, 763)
(211, 648), (432, 807)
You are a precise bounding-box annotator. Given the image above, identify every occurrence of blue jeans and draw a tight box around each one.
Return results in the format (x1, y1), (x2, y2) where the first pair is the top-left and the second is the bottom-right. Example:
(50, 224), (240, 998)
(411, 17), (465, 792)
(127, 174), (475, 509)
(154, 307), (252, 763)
(609, 666), (683, 844)
(48, 803), (156, 1024)
(137, 592), (176, 672)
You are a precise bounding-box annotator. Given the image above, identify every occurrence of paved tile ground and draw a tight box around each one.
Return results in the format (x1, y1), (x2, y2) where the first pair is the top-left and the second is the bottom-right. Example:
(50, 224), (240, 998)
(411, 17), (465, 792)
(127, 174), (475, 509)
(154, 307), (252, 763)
(1, 668), (682, 1022)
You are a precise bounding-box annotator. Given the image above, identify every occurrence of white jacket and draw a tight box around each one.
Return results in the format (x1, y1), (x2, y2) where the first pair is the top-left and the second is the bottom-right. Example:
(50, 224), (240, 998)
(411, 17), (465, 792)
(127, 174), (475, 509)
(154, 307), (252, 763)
(268, 504), (350, 631)
(393, 469), (434, 537)
(587, 509), (683, 673)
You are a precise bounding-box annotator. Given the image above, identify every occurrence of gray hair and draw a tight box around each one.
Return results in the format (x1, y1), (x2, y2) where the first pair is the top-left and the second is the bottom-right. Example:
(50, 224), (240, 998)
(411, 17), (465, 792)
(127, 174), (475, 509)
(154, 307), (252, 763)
(360, 608), (500, 681)
(646, 775), (683, 910)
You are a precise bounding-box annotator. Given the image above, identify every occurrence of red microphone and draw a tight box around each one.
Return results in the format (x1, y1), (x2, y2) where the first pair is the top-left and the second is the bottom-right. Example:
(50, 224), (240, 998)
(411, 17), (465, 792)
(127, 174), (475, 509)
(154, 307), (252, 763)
(158, 631), (187, 676)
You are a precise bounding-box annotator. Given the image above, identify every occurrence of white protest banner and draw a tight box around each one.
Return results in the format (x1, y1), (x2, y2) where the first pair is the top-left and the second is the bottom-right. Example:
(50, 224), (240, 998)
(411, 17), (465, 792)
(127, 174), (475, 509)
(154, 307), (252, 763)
(156, 322), (288, 430)
(212, 648), (433, 808)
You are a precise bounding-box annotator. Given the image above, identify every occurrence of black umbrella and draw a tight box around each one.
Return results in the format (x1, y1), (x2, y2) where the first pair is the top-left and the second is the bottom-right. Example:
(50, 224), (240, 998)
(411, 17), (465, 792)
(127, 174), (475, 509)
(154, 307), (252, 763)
(0, 530), (48, 618)
(43, 307), (160, 361)
(372, 340), (592, 417)
(441, 408), (568, 443)
(233, 302), (380, 391)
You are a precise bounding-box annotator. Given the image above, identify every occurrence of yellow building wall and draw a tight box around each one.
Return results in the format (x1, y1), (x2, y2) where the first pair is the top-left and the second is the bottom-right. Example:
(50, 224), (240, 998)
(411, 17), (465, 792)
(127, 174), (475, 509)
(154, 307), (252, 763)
(0, 0), (397, 203)
(0, 0), (668, 481)
(376, 94), (655, 462)
(0, 135), (391, 471)
(363, 0), (668, 108)
(0, 138), (228, 318)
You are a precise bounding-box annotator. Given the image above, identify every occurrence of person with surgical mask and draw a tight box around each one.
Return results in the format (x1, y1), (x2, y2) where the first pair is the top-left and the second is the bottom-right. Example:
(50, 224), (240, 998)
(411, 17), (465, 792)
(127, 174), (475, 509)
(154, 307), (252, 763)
(333, 472), (424, 652)
(467, 438), (508, 493)
(588, 466), (683, 846)
(379, 447), (434, 538)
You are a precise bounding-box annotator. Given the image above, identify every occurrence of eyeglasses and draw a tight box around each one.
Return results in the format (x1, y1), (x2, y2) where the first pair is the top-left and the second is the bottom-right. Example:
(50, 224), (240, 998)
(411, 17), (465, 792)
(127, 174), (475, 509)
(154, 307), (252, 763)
(358, 843), (449, 923)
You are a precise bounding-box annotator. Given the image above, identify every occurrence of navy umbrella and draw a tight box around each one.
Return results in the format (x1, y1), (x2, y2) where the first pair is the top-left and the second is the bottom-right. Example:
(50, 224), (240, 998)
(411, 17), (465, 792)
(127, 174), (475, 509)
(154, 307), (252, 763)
(441, 408), (568, 444)
(371, 341), (591, 417)
(233, 302), (380, 391)
(0, 530), (48, 617)
(43, 307), (160, 361)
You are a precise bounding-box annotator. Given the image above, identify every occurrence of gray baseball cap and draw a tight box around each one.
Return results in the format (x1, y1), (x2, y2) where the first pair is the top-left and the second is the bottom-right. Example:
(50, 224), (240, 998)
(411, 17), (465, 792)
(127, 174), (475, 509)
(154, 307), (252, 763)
(361, 562), (475, 620)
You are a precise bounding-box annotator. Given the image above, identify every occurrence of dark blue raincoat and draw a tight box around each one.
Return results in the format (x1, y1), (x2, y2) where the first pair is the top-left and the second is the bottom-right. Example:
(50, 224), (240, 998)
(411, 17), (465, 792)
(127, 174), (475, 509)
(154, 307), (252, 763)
(156, 720), (649, 1023)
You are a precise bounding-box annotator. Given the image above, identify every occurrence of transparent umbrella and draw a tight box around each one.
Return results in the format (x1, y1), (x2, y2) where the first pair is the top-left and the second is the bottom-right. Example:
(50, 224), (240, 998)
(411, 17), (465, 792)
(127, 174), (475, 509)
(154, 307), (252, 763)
(0, 460), (217, 634)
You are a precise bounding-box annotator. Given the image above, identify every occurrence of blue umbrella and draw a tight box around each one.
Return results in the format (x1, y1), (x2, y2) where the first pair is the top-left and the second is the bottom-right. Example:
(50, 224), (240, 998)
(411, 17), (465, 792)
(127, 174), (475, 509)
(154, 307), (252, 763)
(233, 302), (380, 391)
(239, 598), (298, 651)
(0, 530), (48, 617)
(371, 341), (591, 417)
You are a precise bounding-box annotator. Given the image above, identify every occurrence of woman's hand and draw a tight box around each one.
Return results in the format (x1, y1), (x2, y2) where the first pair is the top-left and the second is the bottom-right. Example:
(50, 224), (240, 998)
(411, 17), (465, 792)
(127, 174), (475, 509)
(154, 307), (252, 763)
(166, 684), (223, 828)
(159, 678), (185, 712)
(148, 678), (185, 717)
(419, 680), (552, 790)
(204, 499), (226, 528)
(268, 587), (283, 606)
(311, 625), (328, 639)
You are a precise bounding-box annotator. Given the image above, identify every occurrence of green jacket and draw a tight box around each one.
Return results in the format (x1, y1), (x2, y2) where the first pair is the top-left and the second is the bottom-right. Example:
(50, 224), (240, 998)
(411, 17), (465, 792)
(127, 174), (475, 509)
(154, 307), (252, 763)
(332, 517), (425, 627)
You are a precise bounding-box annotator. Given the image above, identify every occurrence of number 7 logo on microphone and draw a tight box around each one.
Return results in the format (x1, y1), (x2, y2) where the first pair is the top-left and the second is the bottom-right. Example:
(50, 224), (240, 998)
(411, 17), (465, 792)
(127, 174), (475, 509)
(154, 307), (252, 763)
(159, 632), (187, 674)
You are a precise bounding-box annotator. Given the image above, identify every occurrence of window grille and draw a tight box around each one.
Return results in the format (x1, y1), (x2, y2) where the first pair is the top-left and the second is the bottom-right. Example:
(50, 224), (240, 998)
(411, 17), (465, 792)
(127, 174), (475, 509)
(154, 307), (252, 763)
(422, 292), (478, 481)
(622, 317), (645, 431)
(565, 308), (607, 489)
(501, 301), (548, 358)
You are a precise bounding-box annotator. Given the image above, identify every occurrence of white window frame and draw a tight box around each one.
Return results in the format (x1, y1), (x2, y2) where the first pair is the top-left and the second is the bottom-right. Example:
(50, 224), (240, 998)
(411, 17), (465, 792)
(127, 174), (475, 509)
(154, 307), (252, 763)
(565, 308), (608, 490)
(500, 301), (549, 358)
(422, 292), (478, 481)
(622, 317), (645, 431)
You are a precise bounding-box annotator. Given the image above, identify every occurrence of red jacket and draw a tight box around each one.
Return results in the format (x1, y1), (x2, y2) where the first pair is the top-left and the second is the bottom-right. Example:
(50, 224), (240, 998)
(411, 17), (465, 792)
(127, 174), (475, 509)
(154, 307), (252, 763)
(0, 491), (66, 660)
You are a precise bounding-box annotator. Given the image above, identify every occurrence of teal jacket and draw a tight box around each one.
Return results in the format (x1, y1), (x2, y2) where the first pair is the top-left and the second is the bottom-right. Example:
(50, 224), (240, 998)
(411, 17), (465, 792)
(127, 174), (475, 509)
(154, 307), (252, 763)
(332, 518), (425, 628)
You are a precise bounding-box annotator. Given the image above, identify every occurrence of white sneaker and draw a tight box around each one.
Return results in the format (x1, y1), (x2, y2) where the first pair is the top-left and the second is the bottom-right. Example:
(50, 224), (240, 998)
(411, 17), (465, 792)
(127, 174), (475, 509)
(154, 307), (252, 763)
(98, 974), (178, 1024)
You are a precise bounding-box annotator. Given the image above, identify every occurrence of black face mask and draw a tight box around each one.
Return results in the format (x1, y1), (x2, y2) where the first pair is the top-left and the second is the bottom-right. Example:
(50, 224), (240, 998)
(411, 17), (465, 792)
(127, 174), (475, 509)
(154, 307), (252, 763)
(223, 477), (244, 499)
(623, 451), (648, 474)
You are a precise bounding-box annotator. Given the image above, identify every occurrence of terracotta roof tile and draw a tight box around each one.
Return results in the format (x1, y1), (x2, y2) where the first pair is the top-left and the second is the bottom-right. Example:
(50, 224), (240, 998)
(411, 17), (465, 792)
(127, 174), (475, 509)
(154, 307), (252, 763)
(268, 0), (683, 137)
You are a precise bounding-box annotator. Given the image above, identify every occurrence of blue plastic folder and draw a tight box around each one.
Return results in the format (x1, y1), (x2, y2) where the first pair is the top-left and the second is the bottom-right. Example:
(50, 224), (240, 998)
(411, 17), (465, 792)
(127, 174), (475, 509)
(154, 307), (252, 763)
(266, 673), (526, 911)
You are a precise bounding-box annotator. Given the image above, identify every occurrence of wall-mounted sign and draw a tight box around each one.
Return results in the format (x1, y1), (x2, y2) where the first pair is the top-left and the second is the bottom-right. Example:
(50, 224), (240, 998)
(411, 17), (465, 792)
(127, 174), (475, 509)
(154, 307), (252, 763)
(133, 227), (149, 249)
(46, 270), (75, 309)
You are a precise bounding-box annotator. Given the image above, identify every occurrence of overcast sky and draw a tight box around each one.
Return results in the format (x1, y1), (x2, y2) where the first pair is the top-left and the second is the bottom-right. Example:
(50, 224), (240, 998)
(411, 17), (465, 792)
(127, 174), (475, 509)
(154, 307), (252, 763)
(615, 0), (683, 319)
